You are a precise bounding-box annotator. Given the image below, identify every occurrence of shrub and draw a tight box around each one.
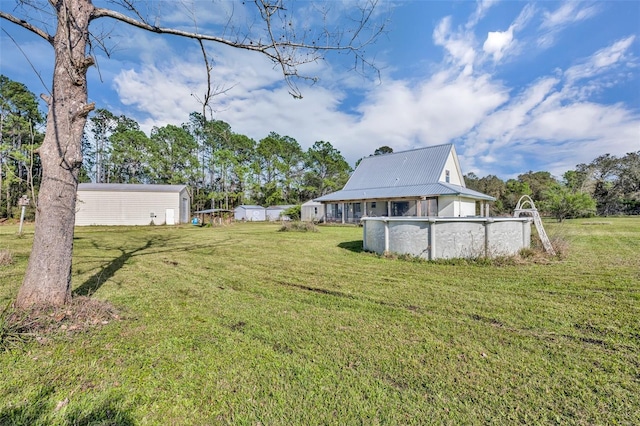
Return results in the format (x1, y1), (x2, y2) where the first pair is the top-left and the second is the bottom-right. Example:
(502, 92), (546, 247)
(282, 205), (301, 221)
(278, 221), (318, 232)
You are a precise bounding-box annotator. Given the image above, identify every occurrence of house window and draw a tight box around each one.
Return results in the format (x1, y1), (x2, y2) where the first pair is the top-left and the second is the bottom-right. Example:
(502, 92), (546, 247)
(391, 201), (410, 216)
(371, 202), (377, 208)
(445, 170), (451, 183)
(314, 207), (318, 215)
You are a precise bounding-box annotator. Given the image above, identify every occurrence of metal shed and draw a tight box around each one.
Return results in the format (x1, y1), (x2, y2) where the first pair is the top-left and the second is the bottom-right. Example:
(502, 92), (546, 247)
(301, 200), (324, 222)
(265, 205), (295, 221)
(234, 205), (266, 221)
(75, 183), (190, 226)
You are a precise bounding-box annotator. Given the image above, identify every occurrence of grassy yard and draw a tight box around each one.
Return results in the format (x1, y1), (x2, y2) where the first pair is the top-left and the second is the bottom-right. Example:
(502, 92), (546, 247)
(0, 218), (638, 425)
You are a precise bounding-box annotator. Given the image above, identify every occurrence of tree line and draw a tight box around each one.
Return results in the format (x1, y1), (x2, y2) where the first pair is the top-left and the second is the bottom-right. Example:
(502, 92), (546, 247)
(82, 109), (352, 211)
(1, 74), (638, 221)
(1, 74), (352, 216)
(464, 152), (640, 220)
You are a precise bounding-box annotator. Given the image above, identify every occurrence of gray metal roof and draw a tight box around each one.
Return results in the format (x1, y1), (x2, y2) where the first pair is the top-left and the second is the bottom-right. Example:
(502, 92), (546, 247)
(235, 205), (265, 210)
(194, 209), (233, 213)
(78, 183), (187, 193)
(315, 183), (495, 202)
(343, 143), (453, 190)
(314, 143), (495, 202)
(266, 205), (296, 210)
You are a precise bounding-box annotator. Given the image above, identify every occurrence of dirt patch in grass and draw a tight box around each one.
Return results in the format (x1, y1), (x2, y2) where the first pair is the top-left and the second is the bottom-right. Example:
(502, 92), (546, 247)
(1, 297), (122, 349)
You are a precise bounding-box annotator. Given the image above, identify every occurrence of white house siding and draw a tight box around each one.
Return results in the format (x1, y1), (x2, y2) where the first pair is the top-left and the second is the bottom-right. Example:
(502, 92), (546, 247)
(439, 150), (464, 185)
(438, 196), (477, 217)
(76, 186), (189, 226)
(365, 201), (388, 217)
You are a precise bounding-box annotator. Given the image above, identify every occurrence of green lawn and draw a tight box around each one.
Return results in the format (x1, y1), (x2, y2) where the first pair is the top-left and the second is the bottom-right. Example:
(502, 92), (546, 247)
(1, 218), (639, 425)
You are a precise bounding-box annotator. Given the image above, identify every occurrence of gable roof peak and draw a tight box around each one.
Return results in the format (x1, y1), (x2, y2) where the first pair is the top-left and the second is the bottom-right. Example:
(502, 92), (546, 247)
(344, 143), (455, 191)
(362, 143), (453, 162)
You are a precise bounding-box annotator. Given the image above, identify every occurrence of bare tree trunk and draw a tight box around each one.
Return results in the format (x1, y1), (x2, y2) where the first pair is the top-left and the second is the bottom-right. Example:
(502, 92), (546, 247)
(16, 0), (94, 308)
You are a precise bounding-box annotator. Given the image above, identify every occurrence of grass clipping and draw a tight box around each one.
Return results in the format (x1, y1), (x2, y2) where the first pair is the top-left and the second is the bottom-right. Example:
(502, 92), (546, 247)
(0, 297), (121, 351)
(0, 249), (13, 266)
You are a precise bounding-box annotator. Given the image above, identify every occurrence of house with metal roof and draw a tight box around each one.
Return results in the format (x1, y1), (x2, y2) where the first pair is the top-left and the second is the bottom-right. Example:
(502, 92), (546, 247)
(75, 183), (190, 226)
(314, 144), (494, 223)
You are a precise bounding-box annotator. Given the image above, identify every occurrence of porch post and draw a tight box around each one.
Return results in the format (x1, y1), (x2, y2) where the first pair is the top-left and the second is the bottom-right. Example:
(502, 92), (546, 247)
(341, 202), (345, 224)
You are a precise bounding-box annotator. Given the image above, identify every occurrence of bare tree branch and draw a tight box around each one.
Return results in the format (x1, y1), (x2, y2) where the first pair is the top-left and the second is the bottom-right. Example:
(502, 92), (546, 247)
(0, 10), (53, 42)
(90, 1), (387, 98)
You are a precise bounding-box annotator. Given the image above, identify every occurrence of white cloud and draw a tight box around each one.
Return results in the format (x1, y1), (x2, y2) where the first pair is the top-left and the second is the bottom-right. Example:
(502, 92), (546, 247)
(466, 0), (498, 29)
(538, 1), (600, 48)
(565, 36), (636, 82)
(433, 16), (477, 75)
(540, 1), (598, 29)
(483, 28), (514, 61)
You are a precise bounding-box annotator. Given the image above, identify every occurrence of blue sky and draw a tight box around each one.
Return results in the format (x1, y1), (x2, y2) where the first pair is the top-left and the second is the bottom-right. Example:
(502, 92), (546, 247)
(1, 0), (639, 179)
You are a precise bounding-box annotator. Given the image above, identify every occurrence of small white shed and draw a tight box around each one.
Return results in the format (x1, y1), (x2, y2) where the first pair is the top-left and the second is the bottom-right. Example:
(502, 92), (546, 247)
(76, 183), (190, 226)
(301, 200), (324, 222)
(265, 205), (295, 221)
(234, 205), (266, 221)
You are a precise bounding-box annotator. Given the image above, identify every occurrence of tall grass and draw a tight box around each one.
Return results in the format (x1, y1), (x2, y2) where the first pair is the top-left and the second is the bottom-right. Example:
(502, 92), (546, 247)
(0, 218), (638, 424)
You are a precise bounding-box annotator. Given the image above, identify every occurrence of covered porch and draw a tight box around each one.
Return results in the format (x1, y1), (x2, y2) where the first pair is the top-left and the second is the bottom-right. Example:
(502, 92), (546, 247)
(321, 197), (492, 224)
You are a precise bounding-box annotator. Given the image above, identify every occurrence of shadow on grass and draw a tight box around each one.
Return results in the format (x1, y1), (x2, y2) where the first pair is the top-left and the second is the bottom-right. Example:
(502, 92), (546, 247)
(337, 240), (364, 253)
(0, 387), (135, 425)
(73, 233), (236, 297)
(73, 235), (170, 297)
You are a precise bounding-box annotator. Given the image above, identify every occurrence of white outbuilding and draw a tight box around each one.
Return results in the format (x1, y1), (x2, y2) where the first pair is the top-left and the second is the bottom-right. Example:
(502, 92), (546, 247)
(234, 205), (266, 221)
(301, 200), (324, 222)
(265, 205), (295, 221)
(75, 183), (190, 226)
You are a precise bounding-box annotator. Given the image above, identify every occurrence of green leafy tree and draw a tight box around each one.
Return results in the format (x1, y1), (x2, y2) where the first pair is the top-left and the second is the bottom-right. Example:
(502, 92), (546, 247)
(108, 117), (151, 184)
(303, 140), (351, 199)
(465, 173), (507, 213)
(517, 171), (556, 203)
(0, 75), (44, 217)
(148, 125), (200, 186)
(542, 184), (596, 222)
(374, 146), (393, 155)
(615, 151), (640, 215)
(254, 132), (304, 205)
(85, 109), (117, 183)
(502, 179), (532, 213)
